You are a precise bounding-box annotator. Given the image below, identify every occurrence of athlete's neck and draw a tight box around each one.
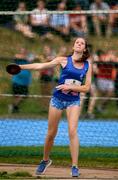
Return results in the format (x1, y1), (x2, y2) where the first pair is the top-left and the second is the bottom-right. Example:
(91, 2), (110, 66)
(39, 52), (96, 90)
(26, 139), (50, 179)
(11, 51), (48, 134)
(72, 52), (83, 62)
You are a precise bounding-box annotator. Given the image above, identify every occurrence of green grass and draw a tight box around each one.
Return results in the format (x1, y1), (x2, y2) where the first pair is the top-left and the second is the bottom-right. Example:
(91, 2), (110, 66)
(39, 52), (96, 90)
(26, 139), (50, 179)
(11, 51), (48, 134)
(0, 146), (118, 169)
(0, 171), (33, 179)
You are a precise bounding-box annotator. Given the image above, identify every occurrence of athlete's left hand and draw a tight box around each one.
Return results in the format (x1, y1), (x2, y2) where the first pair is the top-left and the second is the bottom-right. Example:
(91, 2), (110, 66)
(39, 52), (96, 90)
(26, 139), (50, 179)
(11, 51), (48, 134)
(56, 84), (71, 91)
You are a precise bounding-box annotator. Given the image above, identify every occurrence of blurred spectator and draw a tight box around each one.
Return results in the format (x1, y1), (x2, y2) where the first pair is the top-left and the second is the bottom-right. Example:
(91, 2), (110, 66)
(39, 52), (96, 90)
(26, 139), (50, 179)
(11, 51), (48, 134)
(39, 45), (56, 97)
(30, 0), (52, 39)
(90, 0), (110, 36)
(13, 2), (35, 38)
(40, 45), (56, 82)
(96, 49), (116, 113)
(9, 48), (33, 113)
(108, 2), (118, 36)
(80, 45), (99, 119)
(106, 50), (118, 107)
(57, 46), (67, 56)
(70, 4), (88, 37)
(50, 1), (70, 42)
(53, 46), (68, 82)
(114, 56), (118, 107)
(74, 0), (89, 10)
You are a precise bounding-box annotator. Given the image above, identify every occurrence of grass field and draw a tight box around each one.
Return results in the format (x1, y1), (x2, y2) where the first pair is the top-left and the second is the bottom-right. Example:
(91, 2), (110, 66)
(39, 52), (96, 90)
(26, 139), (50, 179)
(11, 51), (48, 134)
(0, 146), (118, 169)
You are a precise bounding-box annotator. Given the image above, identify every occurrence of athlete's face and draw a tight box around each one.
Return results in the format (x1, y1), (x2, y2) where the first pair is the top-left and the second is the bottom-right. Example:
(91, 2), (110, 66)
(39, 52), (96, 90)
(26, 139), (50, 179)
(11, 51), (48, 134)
(73, 38), (86, 53)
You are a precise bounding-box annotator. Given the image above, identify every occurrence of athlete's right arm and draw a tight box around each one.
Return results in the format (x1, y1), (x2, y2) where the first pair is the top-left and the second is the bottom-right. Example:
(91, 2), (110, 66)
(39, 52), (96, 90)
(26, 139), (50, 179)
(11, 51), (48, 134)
(19, 57), (64, 70)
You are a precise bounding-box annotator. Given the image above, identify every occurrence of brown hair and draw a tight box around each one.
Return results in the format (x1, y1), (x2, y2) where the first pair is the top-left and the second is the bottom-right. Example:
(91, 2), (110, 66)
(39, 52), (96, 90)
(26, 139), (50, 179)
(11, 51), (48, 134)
(79, 39), (90, 62)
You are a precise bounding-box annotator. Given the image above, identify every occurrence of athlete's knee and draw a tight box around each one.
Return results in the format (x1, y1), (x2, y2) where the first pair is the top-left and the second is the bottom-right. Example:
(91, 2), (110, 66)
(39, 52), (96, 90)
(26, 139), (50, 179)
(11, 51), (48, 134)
(69, 128), (77, 139)
(47, 129), (57, 141)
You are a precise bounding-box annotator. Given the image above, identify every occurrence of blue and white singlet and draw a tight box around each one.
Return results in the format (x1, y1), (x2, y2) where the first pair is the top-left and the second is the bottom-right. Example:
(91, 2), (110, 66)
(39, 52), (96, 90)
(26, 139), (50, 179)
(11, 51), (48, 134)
(53, 56), (89, 101)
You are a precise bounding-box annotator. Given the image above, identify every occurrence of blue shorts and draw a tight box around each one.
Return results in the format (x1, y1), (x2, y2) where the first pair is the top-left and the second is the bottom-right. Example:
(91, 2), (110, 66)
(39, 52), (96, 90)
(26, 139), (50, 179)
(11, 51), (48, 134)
(50, 96), (80, 110)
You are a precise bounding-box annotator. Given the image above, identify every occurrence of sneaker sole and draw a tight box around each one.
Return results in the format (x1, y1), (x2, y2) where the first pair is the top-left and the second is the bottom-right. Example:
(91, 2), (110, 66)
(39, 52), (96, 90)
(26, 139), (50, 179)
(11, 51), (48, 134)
(36, 160), (52, 175)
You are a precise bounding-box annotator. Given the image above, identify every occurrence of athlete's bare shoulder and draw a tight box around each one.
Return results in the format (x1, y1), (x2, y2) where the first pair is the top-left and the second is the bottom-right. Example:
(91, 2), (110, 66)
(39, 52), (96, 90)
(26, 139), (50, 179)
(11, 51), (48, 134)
(56, 56), (68, 67)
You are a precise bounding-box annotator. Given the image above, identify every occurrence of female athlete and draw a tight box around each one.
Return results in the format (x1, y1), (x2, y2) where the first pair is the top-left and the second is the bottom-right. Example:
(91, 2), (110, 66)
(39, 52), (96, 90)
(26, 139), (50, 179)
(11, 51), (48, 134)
(19, 37), (92, 177)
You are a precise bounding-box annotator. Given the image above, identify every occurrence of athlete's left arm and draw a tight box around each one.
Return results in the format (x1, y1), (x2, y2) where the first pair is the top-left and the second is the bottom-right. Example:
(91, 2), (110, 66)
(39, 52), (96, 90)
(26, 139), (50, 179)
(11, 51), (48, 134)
(74, 61), (92, 93)
(56, 61), (92, 93)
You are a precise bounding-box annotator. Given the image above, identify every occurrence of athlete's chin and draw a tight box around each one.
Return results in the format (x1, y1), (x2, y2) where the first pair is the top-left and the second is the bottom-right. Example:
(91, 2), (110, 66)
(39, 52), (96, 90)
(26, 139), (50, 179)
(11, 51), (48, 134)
(75, 49), (83, 53)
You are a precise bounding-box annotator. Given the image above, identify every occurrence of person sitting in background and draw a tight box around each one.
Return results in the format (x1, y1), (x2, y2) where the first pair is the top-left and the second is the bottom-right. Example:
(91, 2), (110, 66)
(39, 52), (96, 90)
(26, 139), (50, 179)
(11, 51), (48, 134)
(30, 0), (52, 39)
(57, 46), (67, 57)
(114, 54), (118, 107)
(108, 2), (118, 36)
(38, 45), (56, 107)
(80, 45), (99, 119)
(39, 45), (56, 83)
(96, 50), (116, 113)
(9, 48), (32, 113)
(50, 1), (70, 42)
(70, 4), (88, 37)
(74, 0), (89, 10)
(105, 50), (118, 108)
(90, 0), (110, 36)
(54, 46), (68, 82)
(13, 1), (35, 38)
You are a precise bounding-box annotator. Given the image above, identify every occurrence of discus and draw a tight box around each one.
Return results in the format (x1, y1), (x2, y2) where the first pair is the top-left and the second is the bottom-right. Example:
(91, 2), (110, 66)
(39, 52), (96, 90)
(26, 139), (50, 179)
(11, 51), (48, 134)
(6, 64), (21, 75)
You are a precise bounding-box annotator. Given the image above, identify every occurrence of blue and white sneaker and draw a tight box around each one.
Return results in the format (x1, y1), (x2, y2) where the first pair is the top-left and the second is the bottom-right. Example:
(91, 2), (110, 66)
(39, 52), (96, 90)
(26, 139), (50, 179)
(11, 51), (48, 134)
(71, 166), (80, 177)
(36, 159), (52, 175)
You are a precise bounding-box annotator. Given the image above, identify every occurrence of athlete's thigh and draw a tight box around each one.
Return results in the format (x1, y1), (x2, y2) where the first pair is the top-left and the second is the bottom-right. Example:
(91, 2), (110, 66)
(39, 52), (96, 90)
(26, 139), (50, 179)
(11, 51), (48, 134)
(48, 104), (63, 131)
(66, 105), (81, 129)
